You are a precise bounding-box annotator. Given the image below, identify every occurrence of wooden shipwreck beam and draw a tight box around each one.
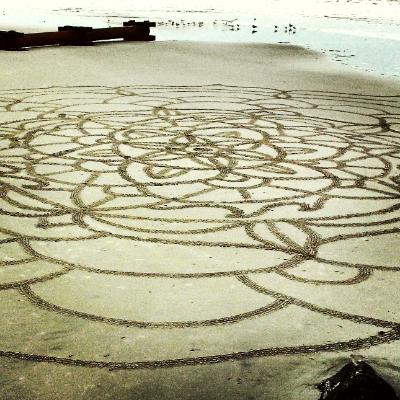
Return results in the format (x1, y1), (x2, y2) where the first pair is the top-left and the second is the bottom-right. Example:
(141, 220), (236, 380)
(0, 21), (155, 50)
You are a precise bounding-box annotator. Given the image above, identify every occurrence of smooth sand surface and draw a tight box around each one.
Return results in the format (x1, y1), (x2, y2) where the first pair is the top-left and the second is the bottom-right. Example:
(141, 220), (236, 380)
(0, 41), (399, 399)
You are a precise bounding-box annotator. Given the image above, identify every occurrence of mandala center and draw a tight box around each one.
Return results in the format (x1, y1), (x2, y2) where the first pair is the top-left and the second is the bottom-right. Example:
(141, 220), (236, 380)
(165, 143), (221, 157)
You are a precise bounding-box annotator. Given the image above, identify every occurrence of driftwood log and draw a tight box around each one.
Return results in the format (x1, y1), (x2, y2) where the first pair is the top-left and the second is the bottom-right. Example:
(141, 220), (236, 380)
(0, 21), (155, 50)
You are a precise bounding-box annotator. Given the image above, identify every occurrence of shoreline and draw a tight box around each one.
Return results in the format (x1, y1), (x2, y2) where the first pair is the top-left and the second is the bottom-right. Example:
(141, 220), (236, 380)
(1, 0), (400, 79)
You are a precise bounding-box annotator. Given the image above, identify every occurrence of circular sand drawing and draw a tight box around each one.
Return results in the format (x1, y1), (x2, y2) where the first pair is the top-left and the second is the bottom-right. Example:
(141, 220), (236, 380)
(0, 85), (399, 369)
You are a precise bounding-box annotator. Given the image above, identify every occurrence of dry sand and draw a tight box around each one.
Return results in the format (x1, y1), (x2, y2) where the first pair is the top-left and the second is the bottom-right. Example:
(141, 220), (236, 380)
(0, 41), (399, 399)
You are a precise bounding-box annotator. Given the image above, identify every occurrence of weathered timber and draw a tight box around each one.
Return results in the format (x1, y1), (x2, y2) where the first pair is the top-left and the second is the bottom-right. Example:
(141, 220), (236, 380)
(0, 21), (155, 50)
(0, 30), (24, 50)
(124, 20), (156, 27)
(58, 26), (94, 46)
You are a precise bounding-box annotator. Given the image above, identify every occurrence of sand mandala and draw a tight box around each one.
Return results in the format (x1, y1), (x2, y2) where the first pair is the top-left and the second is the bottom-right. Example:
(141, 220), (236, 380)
(0, 85), (399, 369)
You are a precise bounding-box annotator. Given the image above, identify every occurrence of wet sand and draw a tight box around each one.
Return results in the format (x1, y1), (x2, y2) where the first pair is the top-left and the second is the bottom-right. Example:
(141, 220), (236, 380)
(0, 41), (399, 399)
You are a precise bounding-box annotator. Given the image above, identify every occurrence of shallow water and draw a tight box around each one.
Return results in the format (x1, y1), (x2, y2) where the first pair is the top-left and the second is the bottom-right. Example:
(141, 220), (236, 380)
(1, 0), (400, 78)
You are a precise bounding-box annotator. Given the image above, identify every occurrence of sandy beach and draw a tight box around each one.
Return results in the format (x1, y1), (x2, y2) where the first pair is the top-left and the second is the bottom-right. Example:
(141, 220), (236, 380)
(0, 34), (399, 400)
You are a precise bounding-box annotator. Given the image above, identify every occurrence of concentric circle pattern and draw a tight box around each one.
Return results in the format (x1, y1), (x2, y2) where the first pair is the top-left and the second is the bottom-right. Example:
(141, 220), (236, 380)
(0, 85), (399, 369)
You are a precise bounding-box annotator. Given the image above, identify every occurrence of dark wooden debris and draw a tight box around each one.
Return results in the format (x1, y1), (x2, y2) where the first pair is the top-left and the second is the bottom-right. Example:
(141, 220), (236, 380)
(318, 361), (399, 400)
(58, 26), (94, 46)
(0, 21), (156, 50)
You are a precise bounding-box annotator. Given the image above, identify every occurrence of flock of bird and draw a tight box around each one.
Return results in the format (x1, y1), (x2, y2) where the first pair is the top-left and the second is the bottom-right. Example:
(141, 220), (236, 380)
(157, 20), (205, 28)
(274, 23), (297, 34)
(156, 18), (297, 34)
